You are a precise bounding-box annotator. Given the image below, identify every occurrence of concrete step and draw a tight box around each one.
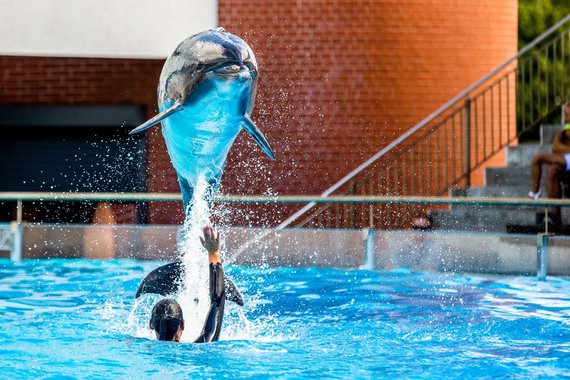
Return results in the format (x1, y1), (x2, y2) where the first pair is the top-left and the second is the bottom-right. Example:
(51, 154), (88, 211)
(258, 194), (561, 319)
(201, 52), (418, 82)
(485, 167), (533, 187)
(430, 207), (570, 232)
(430, 123), (568, 233)
(504, 124), (563, 168)
(541, 124), (564, 145)
(451, 186), (533, 198)
(430, 208), (536, 232)
(506, 144), (549, 167)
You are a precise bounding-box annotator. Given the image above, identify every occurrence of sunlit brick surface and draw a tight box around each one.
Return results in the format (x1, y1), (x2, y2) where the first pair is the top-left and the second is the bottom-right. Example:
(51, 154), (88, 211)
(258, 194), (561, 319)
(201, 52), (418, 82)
(218, 0), (517, 202)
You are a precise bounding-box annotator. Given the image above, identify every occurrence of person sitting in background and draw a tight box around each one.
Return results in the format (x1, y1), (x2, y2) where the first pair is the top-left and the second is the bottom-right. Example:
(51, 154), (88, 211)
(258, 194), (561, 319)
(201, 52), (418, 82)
(528, 102), (570, 225)
(149, 225), (226, 343)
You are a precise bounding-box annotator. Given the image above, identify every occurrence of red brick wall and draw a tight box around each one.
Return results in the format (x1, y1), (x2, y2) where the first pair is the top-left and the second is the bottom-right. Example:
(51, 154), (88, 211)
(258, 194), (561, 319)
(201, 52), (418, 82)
(0, 0), (518, 226)
(218, 0), (518, 211)
(0, 57), (160, 105)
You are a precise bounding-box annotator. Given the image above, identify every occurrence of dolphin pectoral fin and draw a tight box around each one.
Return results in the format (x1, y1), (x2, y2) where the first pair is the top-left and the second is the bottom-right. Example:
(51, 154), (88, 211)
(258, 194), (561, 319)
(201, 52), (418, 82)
(241, 115), (276, 160)
(128, 101), (183, 135)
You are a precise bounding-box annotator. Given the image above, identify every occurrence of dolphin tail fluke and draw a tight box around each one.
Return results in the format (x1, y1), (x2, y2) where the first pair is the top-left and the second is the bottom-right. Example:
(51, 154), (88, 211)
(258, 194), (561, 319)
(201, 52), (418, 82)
(129, 101), (183, 135)
(224, 276), (245, 306)
(241, 115), (276, 160)
(135, 262), (181, 298)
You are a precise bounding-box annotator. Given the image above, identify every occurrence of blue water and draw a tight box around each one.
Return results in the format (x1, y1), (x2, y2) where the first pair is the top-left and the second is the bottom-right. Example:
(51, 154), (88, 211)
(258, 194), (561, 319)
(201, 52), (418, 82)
(1, 259), (569, 379)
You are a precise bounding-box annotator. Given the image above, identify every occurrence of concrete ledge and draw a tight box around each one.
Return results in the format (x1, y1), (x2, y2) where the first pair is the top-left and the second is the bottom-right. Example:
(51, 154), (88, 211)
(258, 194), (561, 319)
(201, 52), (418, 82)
(225, 227), (364, 268)
(21, 224), (179, 261)
(6, 223), (570, 276)
(374, 231), (536, 274)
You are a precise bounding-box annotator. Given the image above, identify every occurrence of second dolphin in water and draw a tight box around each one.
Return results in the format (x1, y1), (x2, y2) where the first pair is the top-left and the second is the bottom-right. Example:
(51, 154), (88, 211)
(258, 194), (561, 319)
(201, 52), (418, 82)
(130, 28), (275, 214)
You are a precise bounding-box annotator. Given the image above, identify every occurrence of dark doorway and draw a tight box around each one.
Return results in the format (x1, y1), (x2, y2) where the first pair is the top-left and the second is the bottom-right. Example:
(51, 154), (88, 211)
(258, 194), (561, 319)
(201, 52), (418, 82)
(0, 106), (148, 223)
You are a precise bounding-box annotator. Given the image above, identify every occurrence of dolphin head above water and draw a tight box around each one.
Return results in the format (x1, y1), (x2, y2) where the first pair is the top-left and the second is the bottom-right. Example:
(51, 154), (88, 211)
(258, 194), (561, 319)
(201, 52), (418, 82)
(129, 28), (275, 214)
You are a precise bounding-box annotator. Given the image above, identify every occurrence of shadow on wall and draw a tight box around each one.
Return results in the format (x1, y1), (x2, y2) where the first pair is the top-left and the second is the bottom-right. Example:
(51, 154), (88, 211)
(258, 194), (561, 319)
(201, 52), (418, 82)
(83, 202), (115, 259)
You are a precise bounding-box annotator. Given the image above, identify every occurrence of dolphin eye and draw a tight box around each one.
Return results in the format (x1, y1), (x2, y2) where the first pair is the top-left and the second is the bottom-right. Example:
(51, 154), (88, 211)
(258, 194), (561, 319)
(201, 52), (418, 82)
(196, 63), (204, 71)
(214, 64), (241, 75)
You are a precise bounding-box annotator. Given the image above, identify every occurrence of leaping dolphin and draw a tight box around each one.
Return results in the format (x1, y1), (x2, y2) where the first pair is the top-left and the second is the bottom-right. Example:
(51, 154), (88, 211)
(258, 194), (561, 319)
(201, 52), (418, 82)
(130, 28), (275, 213)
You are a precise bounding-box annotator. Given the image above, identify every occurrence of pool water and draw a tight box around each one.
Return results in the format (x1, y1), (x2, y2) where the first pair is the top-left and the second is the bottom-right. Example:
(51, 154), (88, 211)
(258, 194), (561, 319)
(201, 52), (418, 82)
(1, 259), (569, 379)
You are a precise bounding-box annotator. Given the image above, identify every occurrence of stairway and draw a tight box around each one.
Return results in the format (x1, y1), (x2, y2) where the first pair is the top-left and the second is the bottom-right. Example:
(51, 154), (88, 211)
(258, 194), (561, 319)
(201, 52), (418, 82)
(430, 124), (569, 232)
(282, 15), (570, 230)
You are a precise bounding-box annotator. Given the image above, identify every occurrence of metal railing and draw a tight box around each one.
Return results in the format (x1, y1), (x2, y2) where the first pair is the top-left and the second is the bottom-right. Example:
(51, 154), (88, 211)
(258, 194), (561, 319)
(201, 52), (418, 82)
(1, 192), (568, 280)
(279, 14), (570, 230)
(3, 191), (569, 227)
(4, 191), (570, 206)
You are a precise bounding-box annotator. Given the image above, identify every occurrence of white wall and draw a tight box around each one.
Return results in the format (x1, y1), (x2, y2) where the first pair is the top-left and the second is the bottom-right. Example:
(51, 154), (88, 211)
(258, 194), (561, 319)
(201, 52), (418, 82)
(0, 0), (217, 59)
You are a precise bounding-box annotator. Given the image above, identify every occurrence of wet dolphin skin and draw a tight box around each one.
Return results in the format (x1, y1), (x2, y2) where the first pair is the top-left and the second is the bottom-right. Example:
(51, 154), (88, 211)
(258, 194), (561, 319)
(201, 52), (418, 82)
(130, 28), (275, 213)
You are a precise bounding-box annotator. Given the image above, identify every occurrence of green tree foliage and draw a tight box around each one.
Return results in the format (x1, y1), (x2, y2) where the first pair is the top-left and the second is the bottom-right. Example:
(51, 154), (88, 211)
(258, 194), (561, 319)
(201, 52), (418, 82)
(519, 0), (570, 47)
(517, 1), (570, 139)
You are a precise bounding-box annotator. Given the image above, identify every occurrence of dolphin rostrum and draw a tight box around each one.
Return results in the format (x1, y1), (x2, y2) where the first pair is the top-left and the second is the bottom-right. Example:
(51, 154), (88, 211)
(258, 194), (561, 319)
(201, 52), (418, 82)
(130, 28), (275, 213)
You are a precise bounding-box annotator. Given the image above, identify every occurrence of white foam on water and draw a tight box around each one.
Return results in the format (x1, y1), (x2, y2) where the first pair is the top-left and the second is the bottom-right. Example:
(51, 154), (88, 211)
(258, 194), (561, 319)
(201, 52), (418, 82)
(222, 305), (290, 343)
(99, 294), (159, 340)
(176, 177), (286, 342)
(108, 290), (288, 343)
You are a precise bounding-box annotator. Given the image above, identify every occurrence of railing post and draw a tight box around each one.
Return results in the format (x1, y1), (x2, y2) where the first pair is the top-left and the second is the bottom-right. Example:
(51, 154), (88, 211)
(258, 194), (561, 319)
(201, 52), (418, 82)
(536, 233), (549, 281)
(11, 200), (23, 262)
(363, 228), (375, 270)
(10, 221), (23, 262)
(350, 183), (356, 229)
(464, 98), (472, 187)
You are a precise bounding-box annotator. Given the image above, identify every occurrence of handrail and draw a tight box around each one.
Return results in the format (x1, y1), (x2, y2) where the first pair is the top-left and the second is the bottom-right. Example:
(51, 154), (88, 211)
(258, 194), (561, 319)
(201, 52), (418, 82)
(314, 13), (570, 200)
(0, 192), (182, 202)
(2, 191), (570, 207)
(277, 13), (570, 229)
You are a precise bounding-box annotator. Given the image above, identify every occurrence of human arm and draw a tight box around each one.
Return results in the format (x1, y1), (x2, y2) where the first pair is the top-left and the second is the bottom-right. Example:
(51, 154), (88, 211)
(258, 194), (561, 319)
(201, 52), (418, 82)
(194, 226), (226, 343)
(552, 130), (570, 154)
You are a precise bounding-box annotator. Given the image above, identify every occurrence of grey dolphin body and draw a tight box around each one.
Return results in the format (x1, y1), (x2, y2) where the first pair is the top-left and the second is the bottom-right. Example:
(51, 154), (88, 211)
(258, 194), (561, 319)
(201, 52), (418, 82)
(130, 28), (275, 213)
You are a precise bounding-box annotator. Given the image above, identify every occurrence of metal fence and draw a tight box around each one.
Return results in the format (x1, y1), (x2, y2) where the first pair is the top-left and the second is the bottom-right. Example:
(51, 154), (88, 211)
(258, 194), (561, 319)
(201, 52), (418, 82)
(2, 192), (570, 280)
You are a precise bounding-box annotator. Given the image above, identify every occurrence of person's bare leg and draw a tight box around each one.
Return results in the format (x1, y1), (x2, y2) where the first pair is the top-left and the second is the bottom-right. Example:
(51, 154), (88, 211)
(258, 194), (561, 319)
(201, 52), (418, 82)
(531, 153), (566, 194)
(546, 162), (566, 218)
(531, 154), (544, 193)
(546, 164), (564, 198)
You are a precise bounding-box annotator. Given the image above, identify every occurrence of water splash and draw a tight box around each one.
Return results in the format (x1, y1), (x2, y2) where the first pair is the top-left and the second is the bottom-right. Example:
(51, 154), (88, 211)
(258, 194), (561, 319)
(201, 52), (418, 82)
(115, 177), (283, 342)
(222, 304), (290, 342)
(176, 177), (213, 341)
(100, 294), (159, 340)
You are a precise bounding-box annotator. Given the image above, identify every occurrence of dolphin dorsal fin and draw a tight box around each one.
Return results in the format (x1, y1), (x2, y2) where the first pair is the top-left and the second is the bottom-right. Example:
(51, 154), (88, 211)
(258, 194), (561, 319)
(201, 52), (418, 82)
(129, 101), (183, 135)
(241, 115), (275, 160)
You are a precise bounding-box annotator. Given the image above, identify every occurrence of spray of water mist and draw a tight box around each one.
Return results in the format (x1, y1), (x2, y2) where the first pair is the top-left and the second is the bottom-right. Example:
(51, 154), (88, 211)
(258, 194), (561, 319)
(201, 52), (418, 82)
(175, 177), (284, 342)
(175, 177), (213, 341)
(117, 176), (285, 342)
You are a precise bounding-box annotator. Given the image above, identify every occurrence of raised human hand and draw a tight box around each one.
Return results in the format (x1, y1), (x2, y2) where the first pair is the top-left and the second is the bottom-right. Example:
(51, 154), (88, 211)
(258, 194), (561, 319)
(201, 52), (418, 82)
(200, 225), (221, 263)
